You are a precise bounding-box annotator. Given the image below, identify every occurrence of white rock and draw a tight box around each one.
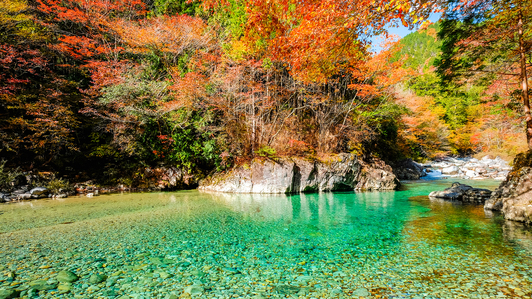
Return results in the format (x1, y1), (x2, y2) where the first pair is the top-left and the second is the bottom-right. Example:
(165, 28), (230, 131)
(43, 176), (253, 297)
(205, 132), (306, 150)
(465, 170), (477, 177)
(441, 166), (459, 175)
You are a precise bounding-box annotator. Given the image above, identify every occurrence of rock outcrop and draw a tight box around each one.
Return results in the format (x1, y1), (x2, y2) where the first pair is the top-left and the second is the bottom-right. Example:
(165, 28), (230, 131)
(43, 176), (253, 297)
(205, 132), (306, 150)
(391, 159), (427, 180)
(485, 151), (532, 224)
(138, 167), (200, 190)
(199, 154), (399, 194)
(429, 182), (493, 204)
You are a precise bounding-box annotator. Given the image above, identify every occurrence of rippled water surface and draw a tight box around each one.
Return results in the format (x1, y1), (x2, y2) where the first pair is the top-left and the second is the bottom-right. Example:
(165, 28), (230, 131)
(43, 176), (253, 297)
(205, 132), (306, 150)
(1, 180), (531, 298)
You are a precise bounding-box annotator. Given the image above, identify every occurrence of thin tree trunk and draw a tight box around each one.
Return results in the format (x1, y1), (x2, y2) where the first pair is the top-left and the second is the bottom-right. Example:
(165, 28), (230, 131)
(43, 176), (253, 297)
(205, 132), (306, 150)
(518, 8), (532, 149)
(252, 93), (256, 154)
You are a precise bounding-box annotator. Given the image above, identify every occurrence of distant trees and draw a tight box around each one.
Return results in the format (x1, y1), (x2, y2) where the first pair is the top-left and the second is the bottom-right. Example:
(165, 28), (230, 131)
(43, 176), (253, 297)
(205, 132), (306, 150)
(438, 0), (532, 150)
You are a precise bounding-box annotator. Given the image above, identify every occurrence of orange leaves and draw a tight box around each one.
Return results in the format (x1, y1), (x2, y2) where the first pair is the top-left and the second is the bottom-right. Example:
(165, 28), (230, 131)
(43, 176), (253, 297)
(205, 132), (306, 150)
(164, 71), (209, 112)
(201, 0), (439, 85)
(54, 36), (107, 60)
(394, 86), (449, 154)
(36, 0), (147, 25)
(36, 0), (148, 62)
(347, 36), (410, 100)
(85, 60), (131, 91)
(115, 15), (211, 56)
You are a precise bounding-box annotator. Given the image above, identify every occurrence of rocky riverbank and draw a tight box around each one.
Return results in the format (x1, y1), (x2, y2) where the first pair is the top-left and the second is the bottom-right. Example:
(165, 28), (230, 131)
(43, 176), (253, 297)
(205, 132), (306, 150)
(389, 156), (512, 182)
(0, 167), (200, 203)
(0, 154), (517, 202)
(199, 154), (399, 193)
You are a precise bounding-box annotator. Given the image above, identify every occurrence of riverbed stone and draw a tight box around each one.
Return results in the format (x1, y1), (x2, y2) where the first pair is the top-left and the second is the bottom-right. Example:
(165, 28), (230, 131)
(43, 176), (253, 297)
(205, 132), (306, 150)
(56, 270), (79, 283)
(30, 187), (49, 198)
(0, 288), (19, 299)
(273, 285), (299, 294)
(353, 288), (370, 296)
(57, 283), (73, 293)
(89, 274), (107, 284)
(28, 280), (56, 291)
(441, 166), (459, 175)
(184, 285), (204, 295)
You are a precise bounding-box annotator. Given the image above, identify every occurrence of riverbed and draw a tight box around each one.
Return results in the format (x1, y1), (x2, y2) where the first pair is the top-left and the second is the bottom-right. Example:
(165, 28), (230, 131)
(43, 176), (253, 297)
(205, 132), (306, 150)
(1, 179), (531, 298)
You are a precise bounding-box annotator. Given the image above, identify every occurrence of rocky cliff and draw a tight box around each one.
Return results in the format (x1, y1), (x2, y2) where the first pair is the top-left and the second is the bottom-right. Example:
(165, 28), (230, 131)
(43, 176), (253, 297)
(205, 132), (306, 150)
(199, 154), (399, 194)
(485, 150), (532, 224)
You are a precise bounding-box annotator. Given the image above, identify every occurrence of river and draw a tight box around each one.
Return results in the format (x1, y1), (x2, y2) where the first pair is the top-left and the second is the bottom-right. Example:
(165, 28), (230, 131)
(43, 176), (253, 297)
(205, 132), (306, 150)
(0, 179), (531, 298)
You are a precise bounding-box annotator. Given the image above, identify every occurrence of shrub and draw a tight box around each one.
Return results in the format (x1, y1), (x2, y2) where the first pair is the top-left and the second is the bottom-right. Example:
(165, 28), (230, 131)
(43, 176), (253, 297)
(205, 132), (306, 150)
(46, 178), (72, 195)
(0, 161), (22, 192)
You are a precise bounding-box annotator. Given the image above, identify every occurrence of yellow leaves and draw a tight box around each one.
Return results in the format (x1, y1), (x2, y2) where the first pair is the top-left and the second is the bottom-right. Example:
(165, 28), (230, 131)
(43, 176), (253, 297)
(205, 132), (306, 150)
(224, 39), (251, 62)
(0, 0), (28, 15)
(0, 0), (37, 40)
(412, 15), (424, 25)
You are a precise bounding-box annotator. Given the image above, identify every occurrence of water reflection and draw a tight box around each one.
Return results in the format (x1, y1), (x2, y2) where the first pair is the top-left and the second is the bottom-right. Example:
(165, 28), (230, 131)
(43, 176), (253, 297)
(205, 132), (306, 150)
(205, 192), (294, 222)
(405, 195), (532, 256)
(205, 190), (399, 226)
(502, 220), (532, 254)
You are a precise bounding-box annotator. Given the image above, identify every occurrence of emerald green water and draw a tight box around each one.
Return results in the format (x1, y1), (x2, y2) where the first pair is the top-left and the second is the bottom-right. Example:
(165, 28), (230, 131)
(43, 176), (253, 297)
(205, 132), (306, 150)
(1, 180), (531, 298)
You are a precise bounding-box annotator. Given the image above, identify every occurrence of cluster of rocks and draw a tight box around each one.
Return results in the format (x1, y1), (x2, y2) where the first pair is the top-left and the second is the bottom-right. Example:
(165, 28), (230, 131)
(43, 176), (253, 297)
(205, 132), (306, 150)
(1, 166), (201, 203)
(199, 154), (400, 193)
(427, 156), (511, 180)
(0, 171), (74, 203)
(0, 179), (110, 203)
(0, 186), (63, 203)
(429, 182), (493, 204)
(428, 150), (532, 225)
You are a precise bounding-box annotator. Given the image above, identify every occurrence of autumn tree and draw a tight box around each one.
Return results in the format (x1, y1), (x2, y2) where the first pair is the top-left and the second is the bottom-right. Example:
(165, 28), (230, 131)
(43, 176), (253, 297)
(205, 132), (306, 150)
(438, 0), (532, 149)
(0, 0), (84, 167)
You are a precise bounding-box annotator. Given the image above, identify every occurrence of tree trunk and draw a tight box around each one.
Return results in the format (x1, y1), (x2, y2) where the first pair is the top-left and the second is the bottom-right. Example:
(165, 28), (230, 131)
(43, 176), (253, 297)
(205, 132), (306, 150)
(518, 8), (532, 149)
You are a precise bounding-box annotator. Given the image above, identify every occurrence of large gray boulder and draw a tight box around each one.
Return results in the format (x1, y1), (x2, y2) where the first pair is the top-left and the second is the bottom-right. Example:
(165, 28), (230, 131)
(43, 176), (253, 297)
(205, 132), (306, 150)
(429, 182), (492, 204)
(485, 151), (532, 224)
(199, 154), (399, 194)
(356, 159), (400, 190)
(30, 187), (49, 199)
(391, 159), (427, 180)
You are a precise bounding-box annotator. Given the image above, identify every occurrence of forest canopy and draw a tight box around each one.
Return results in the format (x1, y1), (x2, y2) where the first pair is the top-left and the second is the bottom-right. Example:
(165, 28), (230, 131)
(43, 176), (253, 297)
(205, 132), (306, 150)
(0, 0), (530, 182)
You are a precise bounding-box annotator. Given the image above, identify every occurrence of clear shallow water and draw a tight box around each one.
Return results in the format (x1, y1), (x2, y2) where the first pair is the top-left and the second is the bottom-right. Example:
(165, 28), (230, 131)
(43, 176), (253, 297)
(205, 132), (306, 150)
(1, 180), (531, 298)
